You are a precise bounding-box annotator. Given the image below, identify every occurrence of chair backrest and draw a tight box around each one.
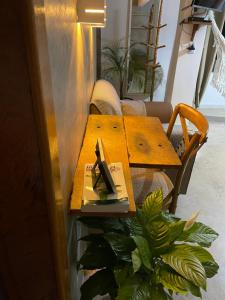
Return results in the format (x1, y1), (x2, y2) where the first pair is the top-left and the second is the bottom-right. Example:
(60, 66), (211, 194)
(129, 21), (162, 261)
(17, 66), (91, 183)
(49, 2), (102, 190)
(167, 103), (209, 195)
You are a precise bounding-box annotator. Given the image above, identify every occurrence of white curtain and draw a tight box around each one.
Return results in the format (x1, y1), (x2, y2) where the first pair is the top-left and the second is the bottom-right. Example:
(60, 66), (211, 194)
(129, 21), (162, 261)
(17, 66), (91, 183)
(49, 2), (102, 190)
(209, 11), (225, 97)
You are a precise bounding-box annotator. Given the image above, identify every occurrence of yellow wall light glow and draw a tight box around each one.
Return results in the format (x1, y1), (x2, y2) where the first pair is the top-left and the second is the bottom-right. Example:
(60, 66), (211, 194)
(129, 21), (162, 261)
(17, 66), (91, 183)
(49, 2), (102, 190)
(77, 0), (107, 27)
(85, 9), (105, 13)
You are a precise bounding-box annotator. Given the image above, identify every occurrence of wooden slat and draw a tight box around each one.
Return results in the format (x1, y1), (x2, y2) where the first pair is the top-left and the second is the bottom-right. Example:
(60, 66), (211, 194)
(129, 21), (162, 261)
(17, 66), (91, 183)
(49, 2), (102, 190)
(124, 116), (181, 169)
(70, 115), (136, 216)
(180, 115), (190, 148)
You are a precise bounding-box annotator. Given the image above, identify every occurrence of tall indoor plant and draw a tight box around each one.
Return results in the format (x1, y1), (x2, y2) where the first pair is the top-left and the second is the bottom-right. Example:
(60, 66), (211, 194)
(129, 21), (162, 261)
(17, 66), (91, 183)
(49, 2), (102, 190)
(102, 42), (130, 99)
(78, 189), (219, 300)
(102, 42), (163, 99)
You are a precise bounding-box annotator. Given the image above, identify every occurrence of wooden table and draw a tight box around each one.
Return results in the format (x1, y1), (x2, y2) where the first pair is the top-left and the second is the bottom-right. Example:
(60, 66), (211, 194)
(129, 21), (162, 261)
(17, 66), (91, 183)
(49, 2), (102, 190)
(70, 115), (181, 216)
(70, 115), (136, 216)
(124, 116), (181, 169)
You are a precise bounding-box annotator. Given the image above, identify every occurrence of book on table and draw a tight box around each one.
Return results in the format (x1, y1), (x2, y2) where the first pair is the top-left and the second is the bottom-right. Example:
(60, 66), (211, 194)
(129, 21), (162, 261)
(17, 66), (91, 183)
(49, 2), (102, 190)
(81, 162), (129, 213)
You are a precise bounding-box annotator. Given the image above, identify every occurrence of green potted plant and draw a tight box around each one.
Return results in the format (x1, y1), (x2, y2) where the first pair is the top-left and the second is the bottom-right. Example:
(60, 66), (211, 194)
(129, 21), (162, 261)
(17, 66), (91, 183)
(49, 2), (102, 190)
(102, 42), (163, 99)
(102, 42), (129, 99)
(78, 189), (219, 300)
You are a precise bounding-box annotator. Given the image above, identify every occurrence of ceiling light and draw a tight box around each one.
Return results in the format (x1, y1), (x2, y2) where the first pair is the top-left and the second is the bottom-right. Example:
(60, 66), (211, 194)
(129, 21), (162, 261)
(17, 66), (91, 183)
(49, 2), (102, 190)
(77, 0), (107, 27)
(85, 9), (105, 13)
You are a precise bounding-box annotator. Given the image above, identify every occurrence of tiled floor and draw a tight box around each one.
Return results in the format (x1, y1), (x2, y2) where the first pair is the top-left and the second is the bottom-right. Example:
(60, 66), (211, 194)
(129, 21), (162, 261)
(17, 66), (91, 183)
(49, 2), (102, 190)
(175, 121), (225, 299)
(201, 73), (225, 107)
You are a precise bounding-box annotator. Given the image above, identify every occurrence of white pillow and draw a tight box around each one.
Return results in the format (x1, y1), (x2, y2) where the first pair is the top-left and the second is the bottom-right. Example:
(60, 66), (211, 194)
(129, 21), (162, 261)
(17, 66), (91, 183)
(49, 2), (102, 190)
(91, 80), (122, 115)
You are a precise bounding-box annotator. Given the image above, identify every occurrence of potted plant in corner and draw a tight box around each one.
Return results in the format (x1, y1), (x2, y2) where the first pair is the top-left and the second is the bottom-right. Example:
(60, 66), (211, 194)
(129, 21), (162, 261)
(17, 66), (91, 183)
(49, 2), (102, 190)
(78, 189), (219, 300)
(101, 42), (163, 99)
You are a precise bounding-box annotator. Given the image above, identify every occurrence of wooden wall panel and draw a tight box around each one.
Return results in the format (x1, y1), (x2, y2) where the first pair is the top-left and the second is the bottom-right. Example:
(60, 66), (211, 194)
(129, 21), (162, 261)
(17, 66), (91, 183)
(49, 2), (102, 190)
(0, 1), (57, 299)
(31, 0), (96, 299)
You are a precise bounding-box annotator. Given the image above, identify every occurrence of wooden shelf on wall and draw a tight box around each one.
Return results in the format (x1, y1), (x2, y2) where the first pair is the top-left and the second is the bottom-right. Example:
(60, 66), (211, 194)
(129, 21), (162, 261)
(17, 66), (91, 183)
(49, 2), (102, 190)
(70, 115), (136, 217)
(180, 18), (212, 50)
(181, 19), (212, 26)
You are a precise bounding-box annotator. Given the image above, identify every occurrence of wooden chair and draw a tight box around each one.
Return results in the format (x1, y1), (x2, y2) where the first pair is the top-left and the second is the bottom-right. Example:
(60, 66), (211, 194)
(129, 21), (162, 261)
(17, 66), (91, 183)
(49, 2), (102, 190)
(131, 103), (209, 214)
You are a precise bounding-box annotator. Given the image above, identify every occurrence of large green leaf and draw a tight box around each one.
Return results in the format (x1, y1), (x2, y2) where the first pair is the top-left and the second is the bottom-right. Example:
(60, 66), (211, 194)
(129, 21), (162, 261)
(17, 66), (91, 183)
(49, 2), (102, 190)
(102, 218), (128, 233)
(150, 285), (173, 300)
(171, 245), (219, 279)
(187, 282), (202, 298)
(161, 246), (206, 290)
(159, 268), (189, 295)
(132, 236), (152, 270)
(116, 277), (139, 300)
(142, 189), (163, 222)
(132, 248), (142, 273)
(178, 222), (218, 247)
(114, 265), (132, 286)
(146, 218), (170, 253)
(161, 212), (181, 223)
(104, 233), (136, 262)
(80, 269), (117, 300)
(124, 217), (143, 236)
(159, 266), (202, 297)
(133, 283), (152, 300)
(116, 277), (151, 300)
(168, 220), (185, 243)
(145, 215), (185, 253)
(79, 240), (116, 270)
(175, 245), (215, 263)
(202, 261), (219, 278)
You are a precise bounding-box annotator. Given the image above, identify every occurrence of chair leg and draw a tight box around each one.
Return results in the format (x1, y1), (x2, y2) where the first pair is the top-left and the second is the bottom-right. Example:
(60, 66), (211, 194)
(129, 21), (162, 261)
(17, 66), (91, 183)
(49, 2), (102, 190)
(162, 192), (173, 211)
(169, 193), (179, 214)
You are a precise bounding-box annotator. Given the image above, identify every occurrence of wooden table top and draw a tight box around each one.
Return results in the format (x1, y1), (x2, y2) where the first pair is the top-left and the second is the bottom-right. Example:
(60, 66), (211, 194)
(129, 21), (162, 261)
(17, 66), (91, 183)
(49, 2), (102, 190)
(70, 115), (136, 216)
(124, 116), (182, 169)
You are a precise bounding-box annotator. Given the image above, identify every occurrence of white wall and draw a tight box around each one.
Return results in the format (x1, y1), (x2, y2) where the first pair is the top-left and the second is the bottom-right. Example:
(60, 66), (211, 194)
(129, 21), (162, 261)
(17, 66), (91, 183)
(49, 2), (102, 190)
(154, 0), (181, 101)
(171, 26), (207, 106)
(102, 0), (130, 46)
(170, 0), (207, 107)
(156, 0), (207, 105)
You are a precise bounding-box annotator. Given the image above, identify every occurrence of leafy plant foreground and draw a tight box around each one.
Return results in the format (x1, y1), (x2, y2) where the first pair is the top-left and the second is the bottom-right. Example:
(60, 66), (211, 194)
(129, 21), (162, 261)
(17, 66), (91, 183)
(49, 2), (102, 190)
(78, 189), (219, 300)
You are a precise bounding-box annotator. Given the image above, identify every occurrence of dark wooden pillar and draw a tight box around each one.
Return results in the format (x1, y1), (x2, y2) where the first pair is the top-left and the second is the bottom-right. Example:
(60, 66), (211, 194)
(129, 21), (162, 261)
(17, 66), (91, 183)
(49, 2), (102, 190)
(0, 1), (59, 299)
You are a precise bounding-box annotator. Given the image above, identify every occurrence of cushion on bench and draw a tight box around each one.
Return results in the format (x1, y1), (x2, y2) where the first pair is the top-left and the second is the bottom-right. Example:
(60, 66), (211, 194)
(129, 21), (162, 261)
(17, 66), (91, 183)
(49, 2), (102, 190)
(91, 79), (122, 115)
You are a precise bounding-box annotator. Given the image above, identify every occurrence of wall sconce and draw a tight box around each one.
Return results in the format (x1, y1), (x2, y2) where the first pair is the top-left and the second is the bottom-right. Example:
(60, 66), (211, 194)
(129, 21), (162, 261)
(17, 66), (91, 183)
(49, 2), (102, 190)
(77, 0), (107, 27)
